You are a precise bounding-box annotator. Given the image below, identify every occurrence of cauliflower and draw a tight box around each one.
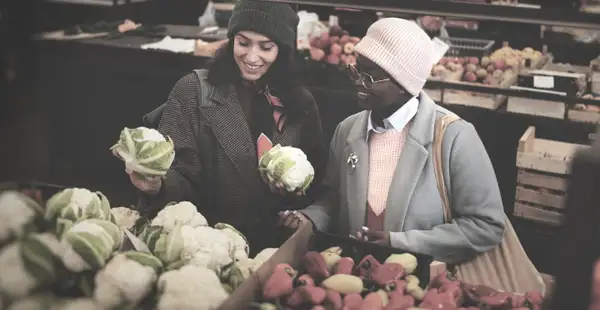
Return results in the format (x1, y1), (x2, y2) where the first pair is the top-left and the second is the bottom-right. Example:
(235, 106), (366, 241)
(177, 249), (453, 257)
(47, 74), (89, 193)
(7, 295), (104, 310)
(220, 258), (255, 291)
(45, 188), (112, 223)
(180, 226), (234, 272)
(259, 145), (315, 192)
(251, 248), (278, 272)
(6, 294), (56, 310)
(0, 233), (64, 299)
(0, 191), (44, 245)
(93, 253), (158, 309)
(110, 126), (175, 178)
(157, 265), (228, 310)
(110, 206), (141, 231)
(55, 298), (105, 310)
(60, 219), (123, 272)
(214, 223), (249, 262)
(151, 201), (207, 232)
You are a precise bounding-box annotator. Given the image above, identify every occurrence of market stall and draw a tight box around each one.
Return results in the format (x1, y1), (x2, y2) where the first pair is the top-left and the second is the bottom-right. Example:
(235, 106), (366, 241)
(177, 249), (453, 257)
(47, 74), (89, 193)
(4, 0), (600, 307)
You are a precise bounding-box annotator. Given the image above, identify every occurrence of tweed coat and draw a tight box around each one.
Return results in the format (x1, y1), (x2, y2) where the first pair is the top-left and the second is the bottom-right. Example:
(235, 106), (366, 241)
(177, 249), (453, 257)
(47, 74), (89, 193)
(138, 69), (326, 254)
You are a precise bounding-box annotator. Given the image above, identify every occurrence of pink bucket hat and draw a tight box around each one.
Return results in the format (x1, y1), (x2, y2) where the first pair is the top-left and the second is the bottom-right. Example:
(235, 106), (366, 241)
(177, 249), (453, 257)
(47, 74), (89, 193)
(355, 18), (435, 96)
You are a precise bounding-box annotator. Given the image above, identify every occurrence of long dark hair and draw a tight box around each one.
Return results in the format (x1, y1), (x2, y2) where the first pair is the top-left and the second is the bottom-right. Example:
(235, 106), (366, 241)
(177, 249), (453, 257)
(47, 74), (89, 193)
(206, 39), (307, 118)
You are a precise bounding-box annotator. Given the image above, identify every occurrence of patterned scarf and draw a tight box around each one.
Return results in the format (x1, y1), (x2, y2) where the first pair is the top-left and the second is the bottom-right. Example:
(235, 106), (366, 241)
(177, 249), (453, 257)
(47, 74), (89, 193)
(256, 85), (286, 159)
(261, 86), (286, 133)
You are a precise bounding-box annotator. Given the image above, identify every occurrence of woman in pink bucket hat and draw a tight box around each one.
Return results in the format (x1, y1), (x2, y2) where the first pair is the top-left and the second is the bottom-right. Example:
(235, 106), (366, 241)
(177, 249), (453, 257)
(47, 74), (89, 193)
(294, 17), (505, 265)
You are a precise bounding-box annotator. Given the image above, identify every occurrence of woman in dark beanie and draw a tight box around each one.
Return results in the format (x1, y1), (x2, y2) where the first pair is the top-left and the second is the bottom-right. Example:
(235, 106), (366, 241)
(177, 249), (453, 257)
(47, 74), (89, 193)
(128, 0), (326, 255)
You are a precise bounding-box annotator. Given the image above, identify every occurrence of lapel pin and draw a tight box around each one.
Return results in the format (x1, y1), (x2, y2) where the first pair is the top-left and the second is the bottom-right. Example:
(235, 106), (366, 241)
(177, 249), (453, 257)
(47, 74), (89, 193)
(347, 153), (359, 169)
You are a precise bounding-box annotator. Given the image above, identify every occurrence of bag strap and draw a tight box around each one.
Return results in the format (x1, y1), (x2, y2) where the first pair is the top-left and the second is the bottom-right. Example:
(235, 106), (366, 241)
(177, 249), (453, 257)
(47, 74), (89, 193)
(432, 113), (461, 223)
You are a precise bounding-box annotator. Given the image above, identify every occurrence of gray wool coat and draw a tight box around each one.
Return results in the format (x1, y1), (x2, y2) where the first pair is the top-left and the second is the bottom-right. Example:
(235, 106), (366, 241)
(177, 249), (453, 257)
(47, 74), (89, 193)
(301, 93), (505, 264)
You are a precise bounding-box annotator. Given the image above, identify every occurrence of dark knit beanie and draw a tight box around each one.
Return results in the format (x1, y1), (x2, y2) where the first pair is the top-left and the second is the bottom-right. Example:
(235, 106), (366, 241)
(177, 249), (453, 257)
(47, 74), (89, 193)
(227, 0), (299, 51)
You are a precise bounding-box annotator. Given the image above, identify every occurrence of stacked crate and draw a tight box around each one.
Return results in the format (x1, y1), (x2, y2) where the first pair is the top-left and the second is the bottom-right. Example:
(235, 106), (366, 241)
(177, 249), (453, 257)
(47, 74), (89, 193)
(514, 126), (588, 226)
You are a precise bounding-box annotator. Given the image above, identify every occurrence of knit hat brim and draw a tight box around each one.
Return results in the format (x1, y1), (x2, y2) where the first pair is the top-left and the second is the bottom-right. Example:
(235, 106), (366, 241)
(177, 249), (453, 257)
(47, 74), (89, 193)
(355, 36), (426, 96)
(227, 1), (299, 51)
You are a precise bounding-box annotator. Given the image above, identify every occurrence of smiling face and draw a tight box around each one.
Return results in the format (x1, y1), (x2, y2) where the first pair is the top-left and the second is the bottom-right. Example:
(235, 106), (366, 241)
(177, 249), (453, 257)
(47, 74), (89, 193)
(233, 31), (279, 82)
(353, 55), (412, 111)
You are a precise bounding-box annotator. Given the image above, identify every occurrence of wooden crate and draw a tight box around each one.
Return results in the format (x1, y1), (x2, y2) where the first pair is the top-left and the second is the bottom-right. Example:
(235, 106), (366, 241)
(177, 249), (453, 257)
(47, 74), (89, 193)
(567, 108), (600, 123)
(506, 86), (566, 119)
(514, 126), (588, 225)
(424, 68), (463, 103)
(442, 73), (517, 110)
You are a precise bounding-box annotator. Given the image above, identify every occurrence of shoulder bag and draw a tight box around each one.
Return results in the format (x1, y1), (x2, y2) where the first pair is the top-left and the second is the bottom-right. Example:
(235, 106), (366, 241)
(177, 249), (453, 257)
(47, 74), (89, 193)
(433, 114), (546, 294)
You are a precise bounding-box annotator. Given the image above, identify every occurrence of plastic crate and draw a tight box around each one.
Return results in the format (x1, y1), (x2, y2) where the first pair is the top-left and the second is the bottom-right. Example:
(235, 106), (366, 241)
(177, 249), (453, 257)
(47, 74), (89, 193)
(309, 231), (434, 289)
(437, 36), (495, 57)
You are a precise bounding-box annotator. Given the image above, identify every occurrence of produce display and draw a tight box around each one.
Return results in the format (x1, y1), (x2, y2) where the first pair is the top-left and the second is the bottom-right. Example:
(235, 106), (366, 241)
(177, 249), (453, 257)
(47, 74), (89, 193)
(430, 44), (545, 86)
(256, 248), (544, 309)
(259, 145), (315, 193)
(0, 189), (276, 310)
(574, 93), (600, 113)
(304, 25), (362, 65)
(111, 127), (175, 179)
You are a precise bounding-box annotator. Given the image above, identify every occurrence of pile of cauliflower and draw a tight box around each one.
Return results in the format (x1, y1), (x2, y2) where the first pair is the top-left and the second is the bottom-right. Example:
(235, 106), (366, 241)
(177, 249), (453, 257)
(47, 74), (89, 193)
(0, 188), (278, 310)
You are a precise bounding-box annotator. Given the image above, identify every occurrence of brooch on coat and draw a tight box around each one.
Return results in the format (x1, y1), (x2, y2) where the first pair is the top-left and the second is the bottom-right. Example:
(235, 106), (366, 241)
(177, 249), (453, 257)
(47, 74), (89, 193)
(347, 153), (359, 169)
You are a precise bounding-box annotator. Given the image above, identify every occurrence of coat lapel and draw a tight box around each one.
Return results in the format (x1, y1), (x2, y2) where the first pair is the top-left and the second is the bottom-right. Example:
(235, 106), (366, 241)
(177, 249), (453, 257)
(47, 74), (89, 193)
(345, 112), (370, 233)
(198, 83), (261, 189)
(383, 94), (438, 232)
(271, 117), (303, 147)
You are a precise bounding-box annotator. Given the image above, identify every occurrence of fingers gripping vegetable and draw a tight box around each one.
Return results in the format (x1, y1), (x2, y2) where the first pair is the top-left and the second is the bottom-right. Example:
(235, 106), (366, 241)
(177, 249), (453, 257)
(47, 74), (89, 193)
(258, 144), (315, 193)
(0, 191), (45, 245)
(0, 233), (64, 300)
(262, 264), (297, 300)
(111, 126), (175, 178)
(93, 252), (159, 309)
(60, 219), (123, 272)
(45, 188), (112, 236)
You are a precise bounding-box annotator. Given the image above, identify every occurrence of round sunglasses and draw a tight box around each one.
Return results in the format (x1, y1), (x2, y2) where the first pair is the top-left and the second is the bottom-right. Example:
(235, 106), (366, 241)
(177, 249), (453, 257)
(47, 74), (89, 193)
(346, 64), (391, 89)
